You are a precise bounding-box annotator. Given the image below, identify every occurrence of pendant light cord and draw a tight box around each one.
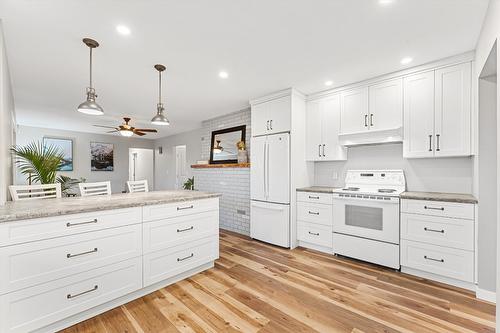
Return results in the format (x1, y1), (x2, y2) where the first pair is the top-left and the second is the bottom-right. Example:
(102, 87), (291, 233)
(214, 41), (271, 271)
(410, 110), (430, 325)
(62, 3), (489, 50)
(158, 70), (162, 104)
(89, 47), (93, 89)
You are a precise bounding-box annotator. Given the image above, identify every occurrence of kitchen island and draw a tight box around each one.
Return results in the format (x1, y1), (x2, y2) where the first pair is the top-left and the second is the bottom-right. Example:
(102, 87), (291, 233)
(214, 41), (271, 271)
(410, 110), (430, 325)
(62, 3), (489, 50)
(0, 190), (221, 333)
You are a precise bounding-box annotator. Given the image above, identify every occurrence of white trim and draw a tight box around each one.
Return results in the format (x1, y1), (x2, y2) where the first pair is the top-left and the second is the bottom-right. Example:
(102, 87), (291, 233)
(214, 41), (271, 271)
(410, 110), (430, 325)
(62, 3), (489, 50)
(297, 241), (333, 254)
(401, 266), (476, 291)
(476, 287), (496, 303)
(250, 87), (305, 105)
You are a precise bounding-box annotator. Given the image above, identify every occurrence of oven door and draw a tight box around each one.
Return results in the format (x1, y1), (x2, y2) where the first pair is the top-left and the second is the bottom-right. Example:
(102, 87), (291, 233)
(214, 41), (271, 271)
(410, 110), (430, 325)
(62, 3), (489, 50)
(332, 196), (399, 244)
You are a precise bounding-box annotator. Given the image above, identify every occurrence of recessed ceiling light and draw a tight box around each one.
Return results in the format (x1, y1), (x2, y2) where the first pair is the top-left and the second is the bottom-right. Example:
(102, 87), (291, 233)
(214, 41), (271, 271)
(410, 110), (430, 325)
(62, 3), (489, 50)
(116, 25), (131, 35)
(325, 80), (333, 87)
(401, 57), (413, 65)
(219, 71), (229, 79)
(378, 0), (395, 5)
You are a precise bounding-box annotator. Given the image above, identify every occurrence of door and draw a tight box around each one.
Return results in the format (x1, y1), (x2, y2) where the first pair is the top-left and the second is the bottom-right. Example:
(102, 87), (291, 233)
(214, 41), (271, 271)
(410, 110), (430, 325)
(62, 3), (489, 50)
(340, 87), (368, 134)
(434, 62), (472, 157)
(403, 71), (435, 158)
(321, 94), (347, 161)
(267, 95), (291, 134)
(266, 133), (290, 204)
(128, 148), (154, 190)
(305, 100), (322, 161)
(175, 145), (187, 189)
(250, 201), (290, 247)
(369, 78), (403, 131)
(251, 102), (268, 137)
(250, 136), (267, 201)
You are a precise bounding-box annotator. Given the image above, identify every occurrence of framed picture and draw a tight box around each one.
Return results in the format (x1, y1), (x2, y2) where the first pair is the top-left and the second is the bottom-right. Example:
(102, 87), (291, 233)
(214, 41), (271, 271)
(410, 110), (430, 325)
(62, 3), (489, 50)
(209, 125), (246, 164)
(43, 137), (73, 171)
(90, 142), (114, 171)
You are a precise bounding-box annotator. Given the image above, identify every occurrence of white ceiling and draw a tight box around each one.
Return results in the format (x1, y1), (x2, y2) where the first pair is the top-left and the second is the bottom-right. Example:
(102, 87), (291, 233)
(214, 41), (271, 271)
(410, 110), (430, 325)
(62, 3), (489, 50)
(0, 0), (489, 139)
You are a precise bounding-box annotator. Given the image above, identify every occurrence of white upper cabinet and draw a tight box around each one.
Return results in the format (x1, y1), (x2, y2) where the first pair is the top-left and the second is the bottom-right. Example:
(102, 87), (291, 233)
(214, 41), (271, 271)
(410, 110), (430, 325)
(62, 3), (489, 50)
(368, 78), (403, 131)
(251, 95), (291, 137)
(306, 94), (346, 161)
(403, 62), (472, 158)
(340, 87), (368, 134)
(251, 102), (269, 137)
(434, 63), (471, 157)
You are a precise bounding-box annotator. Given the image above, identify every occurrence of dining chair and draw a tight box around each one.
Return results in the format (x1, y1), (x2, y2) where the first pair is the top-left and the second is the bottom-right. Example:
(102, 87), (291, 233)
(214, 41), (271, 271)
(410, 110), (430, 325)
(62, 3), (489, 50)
(79, 181), (112, 197)
(126, 180), (149, 193)
(9, 183), (62, 201)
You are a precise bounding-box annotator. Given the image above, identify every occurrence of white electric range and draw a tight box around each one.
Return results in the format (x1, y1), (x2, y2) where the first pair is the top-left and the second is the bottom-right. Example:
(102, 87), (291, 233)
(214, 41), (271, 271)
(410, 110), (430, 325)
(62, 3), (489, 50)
(331, 170), (406, 269)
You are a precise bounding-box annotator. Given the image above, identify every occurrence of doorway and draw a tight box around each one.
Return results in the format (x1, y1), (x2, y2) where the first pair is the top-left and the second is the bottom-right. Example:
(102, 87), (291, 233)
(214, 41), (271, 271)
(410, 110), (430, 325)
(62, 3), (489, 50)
(129, 148), (154, 190)
(175, 145), (187, 189)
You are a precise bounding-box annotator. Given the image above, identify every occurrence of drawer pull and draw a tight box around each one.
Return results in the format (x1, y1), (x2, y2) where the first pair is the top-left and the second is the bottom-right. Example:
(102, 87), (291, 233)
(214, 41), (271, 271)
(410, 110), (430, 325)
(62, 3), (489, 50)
(308, 231), (320, 236)
(424, 255), (444, 263)
(308, 195), (319, 199)
(177, 253), (194, 262)
(67, 248), (98, 258)
(177, 226), (194, 233)
(66, 219), (98, 227)
(424, 227), (444, 233)
(177, 205), (194, 211)
(67, 285), (98, 299)
(424, 206), (444, 211)
(308, 211), (320, 215)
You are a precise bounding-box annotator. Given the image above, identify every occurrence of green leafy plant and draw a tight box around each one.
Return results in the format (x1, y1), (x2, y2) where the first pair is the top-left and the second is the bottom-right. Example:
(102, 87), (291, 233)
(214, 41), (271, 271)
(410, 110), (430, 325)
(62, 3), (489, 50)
(183, 177), (194, 190)
(11, 141), (64, 184)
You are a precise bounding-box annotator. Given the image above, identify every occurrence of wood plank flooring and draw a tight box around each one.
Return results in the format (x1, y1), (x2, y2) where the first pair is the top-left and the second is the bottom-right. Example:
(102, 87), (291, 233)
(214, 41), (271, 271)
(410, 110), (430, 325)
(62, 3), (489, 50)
(61, 230), (496, 333)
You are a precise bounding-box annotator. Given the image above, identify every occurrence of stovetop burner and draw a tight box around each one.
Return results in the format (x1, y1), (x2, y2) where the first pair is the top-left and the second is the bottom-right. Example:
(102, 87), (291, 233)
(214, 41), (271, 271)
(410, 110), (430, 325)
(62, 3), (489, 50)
(342, 187), (360, 191)
(378, 189), (397, 193)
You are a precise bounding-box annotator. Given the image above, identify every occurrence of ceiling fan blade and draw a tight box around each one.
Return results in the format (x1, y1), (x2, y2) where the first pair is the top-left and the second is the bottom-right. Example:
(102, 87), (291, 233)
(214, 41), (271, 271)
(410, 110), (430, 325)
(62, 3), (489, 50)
(134, 131), (146, 136)
(93, 125), (117, 129)
(106, 130), (119, 133)
(134, 128), (158, 133)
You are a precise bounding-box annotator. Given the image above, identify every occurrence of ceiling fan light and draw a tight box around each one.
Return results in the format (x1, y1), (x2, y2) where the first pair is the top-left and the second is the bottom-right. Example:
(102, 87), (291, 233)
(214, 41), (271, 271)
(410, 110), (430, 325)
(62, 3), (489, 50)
(119, 129), (134, 137)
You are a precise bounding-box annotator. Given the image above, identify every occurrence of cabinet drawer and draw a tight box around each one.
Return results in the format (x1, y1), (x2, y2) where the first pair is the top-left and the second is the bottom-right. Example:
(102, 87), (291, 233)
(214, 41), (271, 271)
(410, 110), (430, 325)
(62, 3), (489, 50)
(401, 240), (473, 282)
(297, 202), (333, 226)
(142, 198), (218, 222)
(297, 222), (332, 248)
(143, 210), (219, 254)
(297, 191), (332, 205)
(0, 258), (142, 333)
(0, 207), (142, 247)
(0, 224), (142, 294)
(401, 213), (473, 250)
(401, 199), (474, 220)
(143, 236), (218, 287)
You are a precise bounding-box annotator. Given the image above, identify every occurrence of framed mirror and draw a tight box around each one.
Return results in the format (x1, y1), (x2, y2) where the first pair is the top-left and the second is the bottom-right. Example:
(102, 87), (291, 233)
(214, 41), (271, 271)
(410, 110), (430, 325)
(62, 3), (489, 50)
(209, 125), (246, 164)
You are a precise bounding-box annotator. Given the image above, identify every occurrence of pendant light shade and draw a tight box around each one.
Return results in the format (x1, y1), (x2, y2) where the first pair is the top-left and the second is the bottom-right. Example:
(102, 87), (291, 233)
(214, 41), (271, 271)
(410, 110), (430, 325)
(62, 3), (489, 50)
(78, 38), (104, 115)
(151, 64), (170, 125)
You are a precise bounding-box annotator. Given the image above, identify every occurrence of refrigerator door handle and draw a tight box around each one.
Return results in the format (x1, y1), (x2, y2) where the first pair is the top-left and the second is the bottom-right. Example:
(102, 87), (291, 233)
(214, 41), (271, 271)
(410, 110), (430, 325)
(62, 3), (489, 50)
(251, 202), (285, 211)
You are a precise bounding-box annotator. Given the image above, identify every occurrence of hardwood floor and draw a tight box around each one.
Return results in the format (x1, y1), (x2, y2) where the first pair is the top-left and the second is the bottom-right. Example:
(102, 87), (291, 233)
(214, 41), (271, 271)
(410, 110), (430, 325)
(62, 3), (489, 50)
(61, 230), (496, 333)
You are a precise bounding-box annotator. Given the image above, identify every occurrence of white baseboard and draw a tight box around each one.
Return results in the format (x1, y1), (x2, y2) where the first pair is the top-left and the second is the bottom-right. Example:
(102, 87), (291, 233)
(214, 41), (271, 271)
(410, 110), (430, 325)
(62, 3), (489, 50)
(476, 287), (496, 303)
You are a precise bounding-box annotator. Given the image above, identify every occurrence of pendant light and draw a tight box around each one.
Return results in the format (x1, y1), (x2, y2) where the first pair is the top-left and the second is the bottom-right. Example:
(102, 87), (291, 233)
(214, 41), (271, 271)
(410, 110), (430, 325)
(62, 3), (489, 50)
(151, 64), (170, 125)
(77, 38), (104, 115)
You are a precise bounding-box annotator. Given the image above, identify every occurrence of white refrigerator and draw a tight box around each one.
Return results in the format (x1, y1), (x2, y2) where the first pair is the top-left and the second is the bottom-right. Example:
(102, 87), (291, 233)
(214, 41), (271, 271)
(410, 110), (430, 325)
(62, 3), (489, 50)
(250, 133), (290, 247)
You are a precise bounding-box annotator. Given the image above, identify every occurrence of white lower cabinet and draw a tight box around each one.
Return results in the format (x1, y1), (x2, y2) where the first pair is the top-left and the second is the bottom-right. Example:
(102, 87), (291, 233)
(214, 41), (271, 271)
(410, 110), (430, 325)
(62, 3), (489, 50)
(297, 222), (332, 249)
(296, 191), (333, 253)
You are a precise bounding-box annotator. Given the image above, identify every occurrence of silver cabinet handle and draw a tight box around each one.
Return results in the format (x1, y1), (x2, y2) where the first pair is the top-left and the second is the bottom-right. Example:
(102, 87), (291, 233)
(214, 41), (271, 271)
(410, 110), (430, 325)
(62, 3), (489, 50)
(177, 226), (194, 233)
(308, 195), (319, 199)
(177, 205), (194, 211)
(177, 253), (194, 262)
(270, 120), (273, 130)
(308, 211), (319, 215)
(424, 205), (444, 211)
(428, 135), (433, 151)
(322, 144), (325, 157)
(436, 134), (441, 151)
(66, 219), (97, 227)
(424, 255), (444, 263)
(67, 285), (98, 299)
(318, 144), (321, 157)
(424, 227), (444, 233)
(308, 231), (320, 236)
(67, 248), (98, 258)
(370, 114), (374, 127)
(364, 115), (368, 127)
(266, 120), (269, 130)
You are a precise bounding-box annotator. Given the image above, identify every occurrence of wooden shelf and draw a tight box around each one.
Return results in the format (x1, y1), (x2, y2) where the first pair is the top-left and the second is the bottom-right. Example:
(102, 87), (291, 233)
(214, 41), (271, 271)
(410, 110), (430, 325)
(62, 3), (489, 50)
(191, 163), (250, 169)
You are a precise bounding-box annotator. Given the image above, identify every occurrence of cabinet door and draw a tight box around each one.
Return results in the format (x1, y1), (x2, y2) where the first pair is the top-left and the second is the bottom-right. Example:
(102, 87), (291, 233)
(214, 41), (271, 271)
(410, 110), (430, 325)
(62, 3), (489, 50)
(267, 95), (291, 134)
(305, 100), (322, 161)
(368, 78), (403, 131)
(434, 63), (471, 157)
(251, 102), (268, 137)
(403, 71), (435, 158)
(321, 95), (347, 160)
(340, 87), (368, 134)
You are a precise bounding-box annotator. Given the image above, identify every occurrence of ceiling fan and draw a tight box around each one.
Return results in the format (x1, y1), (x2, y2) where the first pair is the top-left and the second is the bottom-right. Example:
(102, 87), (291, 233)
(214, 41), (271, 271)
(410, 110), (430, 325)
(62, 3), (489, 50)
(94, 117), (158, 137)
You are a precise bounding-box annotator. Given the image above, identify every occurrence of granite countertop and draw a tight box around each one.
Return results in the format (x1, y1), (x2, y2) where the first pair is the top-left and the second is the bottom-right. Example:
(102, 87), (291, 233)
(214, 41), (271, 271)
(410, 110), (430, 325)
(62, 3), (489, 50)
(400, 191), (477, 204)
(0, 190), (222, 223)
(296, 186), (341, 193)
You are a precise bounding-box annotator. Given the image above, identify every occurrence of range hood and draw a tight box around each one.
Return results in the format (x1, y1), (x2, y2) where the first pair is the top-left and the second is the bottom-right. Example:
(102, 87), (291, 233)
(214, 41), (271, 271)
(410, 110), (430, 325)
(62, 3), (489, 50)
(339, 127), (403, 147)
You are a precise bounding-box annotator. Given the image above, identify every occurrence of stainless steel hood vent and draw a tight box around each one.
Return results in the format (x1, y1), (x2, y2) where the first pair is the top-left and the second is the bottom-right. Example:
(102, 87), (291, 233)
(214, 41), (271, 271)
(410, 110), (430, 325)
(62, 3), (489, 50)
(339, 127), (403, 147)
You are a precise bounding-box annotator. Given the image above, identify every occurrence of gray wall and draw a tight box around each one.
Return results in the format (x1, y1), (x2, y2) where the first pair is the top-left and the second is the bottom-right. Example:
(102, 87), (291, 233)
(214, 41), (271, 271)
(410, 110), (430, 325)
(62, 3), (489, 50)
(15, 126), (154, 194)
(314, 144), (474, 193)
(154, 128), (202, 190)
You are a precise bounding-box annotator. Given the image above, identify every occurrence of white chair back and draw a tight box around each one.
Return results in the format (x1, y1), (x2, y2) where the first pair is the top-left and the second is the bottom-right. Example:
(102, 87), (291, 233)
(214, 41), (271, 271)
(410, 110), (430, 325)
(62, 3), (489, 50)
(79, 181), (111, 197)
(127, 180), (149, 193)
(9, 183), (62, 201)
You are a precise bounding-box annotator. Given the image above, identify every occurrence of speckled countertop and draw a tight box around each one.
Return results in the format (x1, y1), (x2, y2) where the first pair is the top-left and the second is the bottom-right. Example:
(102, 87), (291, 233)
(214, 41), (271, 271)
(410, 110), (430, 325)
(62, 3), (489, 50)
(0, 190), (221, 223)
(296, 186), (341, 193)
(400, 191), (477, 204)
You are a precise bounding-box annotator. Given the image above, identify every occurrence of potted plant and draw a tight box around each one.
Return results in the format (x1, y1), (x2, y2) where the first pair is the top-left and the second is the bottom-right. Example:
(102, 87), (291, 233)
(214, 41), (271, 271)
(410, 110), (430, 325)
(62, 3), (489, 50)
(183, 177), (194, 190)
